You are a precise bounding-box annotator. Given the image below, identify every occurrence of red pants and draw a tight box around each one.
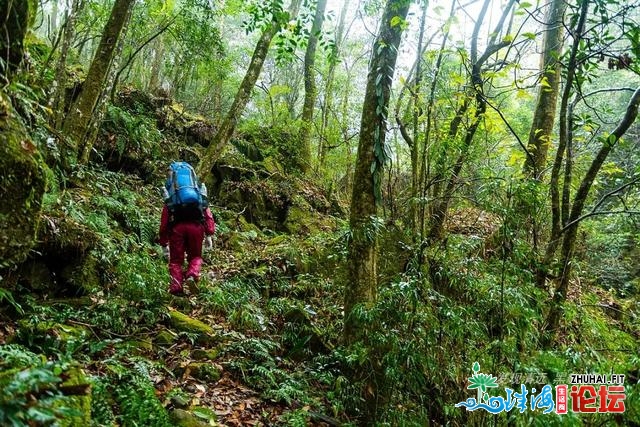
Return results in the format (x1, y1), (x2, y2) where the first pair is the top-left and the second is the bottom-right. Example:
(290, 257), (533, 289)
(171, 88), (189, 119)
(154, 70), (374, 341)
(168, 221), (205, 292)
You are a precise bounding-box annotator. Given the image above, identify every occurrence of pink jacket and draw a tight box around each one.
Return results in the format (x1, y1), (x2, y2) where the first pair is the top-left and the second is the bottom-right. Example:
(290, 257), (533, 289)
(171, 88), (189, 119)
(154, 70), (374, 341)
(158, 205), (215, 246)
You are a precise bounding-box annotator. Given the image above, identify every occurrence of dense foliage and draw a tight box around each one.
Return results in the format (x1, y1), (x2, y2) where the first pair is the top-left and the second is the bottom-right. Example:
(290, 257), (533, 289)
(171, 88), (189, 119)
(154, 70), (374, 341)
(0, 0), (638, 425)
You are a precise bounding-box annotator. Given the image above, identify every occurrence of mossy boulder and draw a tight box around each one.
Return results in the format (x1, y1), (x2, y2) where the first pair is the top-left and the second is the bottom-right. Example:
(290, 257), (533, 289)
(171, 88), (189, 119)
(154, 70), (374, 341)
(192, 348), (219, 361)
(60, 252), (102, 294)
(283, 198), (333, 235)
(170, 408), (215, 427)
(155, 329), (178, 346)
(168, 309), (217, 345)
(168, 310), (214, 335)
(121, 338), (153, 355)
(14, 321), (88, 355)
(57, 367), (92, 427)
(0, 93), (47, 269)
(175, 362), (222, 382)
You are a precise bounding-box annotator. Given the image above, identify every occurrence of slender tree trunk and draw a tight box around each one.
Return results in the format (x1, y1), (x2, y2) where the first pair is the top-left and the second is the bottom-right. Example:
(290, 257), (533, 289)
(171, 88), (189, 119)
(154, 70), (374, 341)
(344, 2), (410, 418)
(426, 0), (515, 245)
(148, 37), (165, 92)
(62, 0), (135, 162)
(51, 0), (83, 130)
(110, 17), (176, 102)
(198, 0), (301, 178)
(345, 0), (410, 344)
(522, 0), (567, 179)
(298, 0), (327, 173)
(538, 0), (589, 288)
(544, 87), (640, 347)
(79, 4), (133, 164)
(418, 0), (456, 243)
(50, 0), (59, 41)
(395, 0), (428, 237)
(318, 0), (350, 168)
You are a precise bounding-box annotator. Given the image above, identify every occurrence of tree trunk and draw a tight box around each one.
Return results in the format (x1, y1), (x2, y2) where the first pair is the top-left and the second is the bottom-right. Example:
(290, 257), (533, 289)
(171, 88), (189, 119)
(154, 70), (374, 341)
(522, 0), (567, 179)
(148, 37), (165, 92)
(344, 0), (410, 344)
(298, 0), (327, 173)
(198, 0), (301, 178)
(62, 0), (135, 162)
(544, 86), (640, 347)
(51, 0), (83, 130)
(538, 0), (589, 288)
(395, 0), (428, 238)
(0, 0), (32, 78)
(426, 0), (515, 245)
(344, 0), (410, 420)
(318, 0), (350, 168)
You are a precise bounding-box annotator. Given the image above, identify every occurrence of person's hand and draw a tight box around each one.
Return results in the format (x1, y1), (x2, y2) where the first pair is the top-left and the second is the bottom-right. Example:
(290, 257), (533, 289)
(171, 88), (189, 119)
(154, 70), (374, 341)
(162, 245), (170, 260)
(204, 236), (213, 251)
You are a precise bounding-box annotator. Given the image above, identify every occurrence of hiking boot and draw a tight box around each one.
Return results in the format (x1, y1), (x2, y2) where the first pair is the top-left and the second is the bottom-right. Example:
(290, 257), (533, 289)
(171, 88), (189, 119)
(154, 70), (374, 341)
(184, 276), (199, 295)
(169, 284), (185, 296)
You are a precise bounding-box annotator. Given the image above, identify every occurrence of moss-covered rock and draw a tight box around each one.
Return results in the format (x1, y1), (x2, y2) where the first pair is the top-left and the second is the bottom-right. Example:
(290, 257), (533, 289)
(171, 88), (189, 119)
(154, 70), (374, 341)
(175, 362), (222, 382)
(192, 348), (219, 361)
(283, 199), (333, 236)
(60, 252), (102, 294)
(0, 93), (47, 269)
(155, 329), (178, 346)
(57, 367), (92, 427)
(168, 309), (218, 344)
(170, 408), (214, 427)
(121, 338), (153, 355)
(14, 321), (88, 354)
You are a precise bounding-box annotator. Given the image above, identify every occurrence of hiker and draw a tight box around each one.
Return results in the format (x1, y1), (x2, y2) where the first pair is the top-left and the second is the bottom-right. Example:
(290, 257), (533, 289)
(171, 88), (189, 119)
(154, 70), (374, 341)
(158, 162), (215, 296)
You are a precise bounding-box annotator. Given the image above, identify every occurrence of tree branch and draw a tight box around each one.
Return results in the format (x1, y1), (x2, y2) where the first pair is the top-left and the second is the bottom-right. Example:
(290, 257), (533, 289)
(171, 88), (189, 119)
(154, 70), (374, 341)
(560, 175), (640, 232)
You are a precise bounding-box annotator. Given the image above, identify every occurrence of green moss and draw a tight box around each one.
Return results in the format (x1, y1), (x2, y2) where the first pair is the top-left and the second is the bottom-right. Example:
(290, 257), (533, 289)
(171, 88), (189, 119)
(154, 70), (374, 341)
(121, 339), (153, 355)
(60, 252), (102, 294)
(284, 204), (323, 235)
(15, 321), (88, 354)
(169, 409), (212, 427)
(57, 367), (92, 427)
(154, 329), (177, 346)
(168, 310), (215, 335)
(182, 362), (221, 382)
(0, 92), (47, 268)
(192, 348), (219, 361)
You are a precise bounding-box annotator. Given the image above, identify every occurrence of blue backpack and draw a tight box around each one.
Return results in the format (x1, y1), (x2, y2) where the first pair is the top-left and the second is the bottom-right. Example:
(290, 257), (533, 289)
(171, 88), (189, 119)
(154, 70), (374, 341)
(164, 162), (208, 221)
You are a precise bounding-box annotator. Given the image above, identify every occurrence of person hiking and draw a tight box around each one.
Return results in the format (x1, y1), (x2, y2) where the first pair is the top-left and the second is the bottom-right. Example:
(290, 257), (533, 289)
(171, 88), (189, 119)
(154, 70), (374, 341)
(158, 162), (215, 296)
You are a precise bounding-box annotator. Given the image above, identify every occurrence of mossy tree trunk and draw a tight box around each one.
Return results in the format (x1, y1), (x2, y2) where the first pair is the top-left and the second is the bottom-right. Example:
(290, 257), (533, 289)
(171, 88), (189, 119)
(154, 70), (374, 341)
(0, 0), (34, 78)
(522, 0), (567, 179)
(62, 0), (135, 164)
(0, 0), (46, 270)
(538, 0), (589, 288)
(344, 0), (410, 421)
(298, 0), (327, 173)
(198, 0), (301, 178)
(0, 94), (47, 269)
(344, 0), (410, 344)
